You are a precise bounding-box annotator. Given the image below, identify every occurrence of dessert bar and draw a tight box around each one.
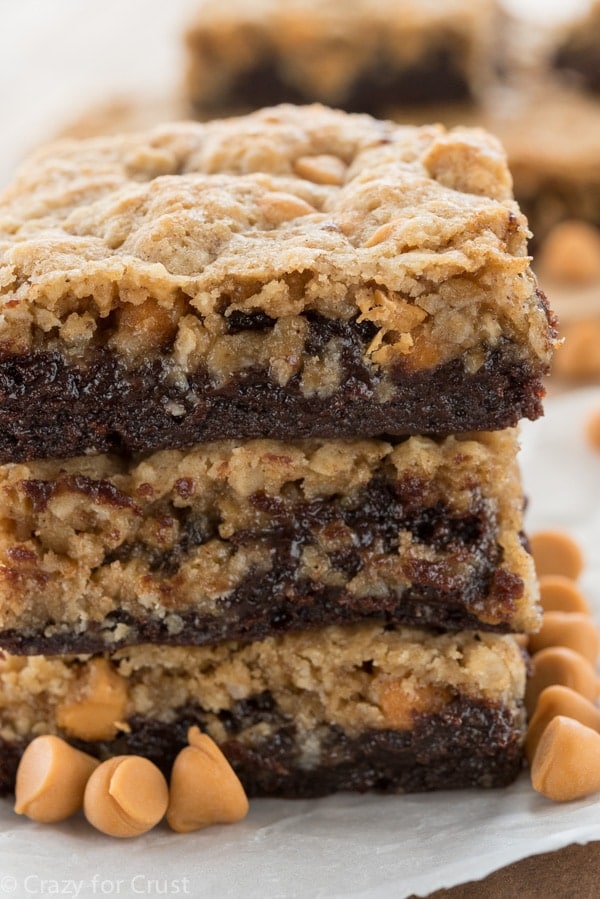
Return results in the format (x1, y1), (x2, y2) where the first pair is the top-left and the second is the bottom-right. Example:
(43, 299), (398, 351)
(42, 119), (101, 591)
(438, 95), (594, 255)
(0, 431), (539, 654)
(483, 86), (600, 244)
(184, 0), (502, 117)
(553, 0), (600, 95)
(0, 623), (527, 797)
(0, 105), (556, 462)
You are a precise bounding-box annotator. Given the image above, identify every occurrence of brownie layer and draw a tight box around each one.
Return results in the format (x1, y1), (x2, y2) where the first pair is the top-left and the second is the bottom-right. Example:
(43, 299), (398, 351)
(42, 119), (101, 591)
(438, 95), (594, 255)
(0, 334), (548, 463)
(0, 698), (524, 797)
(0, 625), (526, 796)
(0, 106), (556, 462)
(0, 432), (539, 651)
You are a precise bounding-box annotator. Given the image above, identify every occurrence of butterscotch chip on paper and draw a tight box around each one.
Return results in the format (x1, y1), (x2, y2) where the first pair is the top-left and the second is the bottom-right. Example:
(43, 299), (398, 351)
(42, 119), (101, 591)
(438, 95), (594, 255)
(528, 612), (599, 665)
(14, 735), (98, 823)
(167, 728), (248, 832)
(530, 716), (600, 802)
(530, 530), (584, 581)
(525, 685), (600, 763)
(539, 575), (591, 615)
(84, 756), (168, 838)
(525, 646), (598, 716)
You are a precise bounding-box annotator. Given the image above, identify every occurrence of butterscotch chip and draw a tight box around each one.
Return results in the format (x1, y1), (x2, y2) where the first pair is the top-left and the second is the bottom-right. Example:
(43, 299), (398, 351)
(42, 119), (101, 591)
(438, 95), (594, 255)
(528, 612), (599, 665)
(293, 155), (347, 186)
(167, 728), (248, 833)
(56, 658), (128, 741)
(378, 681), (449, 729)
(530, 716), (600, 802)
(539, 575), (591, 615)
(538, 221), (600, 286)
(585, 408), (600, 451)
(530, 530), (584, 580)
(554, 319), (600, 381)
(84, 756), (168, 838)
(526, 685), (600, 763)
(525, 646), (598, 716)
(14, 735), (99, 823)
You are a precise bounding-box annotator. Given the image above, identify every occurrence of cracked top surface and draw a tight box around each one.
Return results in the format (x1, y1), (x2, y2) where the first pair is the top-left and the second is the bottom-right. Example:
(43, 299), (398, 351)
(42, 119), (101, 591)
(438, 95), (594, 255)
(0, 104), (554, 374)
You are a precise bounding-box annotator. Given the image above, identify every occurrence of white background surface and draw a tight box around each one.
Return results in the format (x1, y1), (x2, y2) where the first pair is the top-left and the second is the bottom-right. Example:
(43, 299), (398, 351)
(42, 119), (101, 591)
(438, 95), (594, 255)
(0, 1), (599, 896)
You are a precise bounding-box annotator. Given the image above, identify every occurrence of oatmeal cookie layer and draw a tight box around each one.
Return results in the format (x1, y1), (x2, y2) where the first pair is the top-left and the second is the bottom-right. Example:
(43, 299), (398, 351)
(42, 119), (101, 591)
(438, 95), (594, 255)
(0, 105), (555, 459)
(0, 624), (526, 796)
(184, 0), (503, 116)
(0, 431), (539, 653)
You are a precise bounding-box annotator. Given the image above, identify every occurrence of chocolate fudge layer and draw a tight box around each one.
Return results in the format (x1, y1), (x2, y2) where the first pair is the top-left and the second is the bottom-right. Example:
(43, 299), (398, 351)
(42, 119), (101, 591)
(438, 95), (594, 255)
(0, 431), (539, 654)
(0, 623), (526, 797)
(184, 0), (503, 117)
(0, 105), (555, 462)
(553, 1), (600, 95)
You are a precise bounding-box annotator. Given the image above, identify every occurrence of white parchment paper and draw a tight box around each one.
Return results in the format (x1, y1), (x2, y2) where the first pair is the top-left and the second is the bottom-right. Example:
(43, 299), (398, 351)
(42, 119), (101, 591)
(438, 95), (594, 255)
(1, 388), (600, 898)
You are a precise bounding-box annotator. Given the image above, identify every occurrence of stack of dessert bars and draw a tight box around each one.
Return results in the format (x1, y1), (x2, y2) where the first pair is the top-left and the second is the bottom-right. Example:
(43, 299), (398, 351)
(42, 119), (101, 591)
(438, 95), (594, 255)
(0, 105), (555, 797)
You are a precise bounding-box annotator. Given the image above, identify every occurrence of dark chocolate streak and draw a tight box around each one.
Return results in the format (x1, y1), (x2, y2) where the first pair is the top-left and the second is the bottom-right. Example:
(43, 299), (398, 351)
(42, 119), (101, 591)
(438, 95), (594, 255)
(193, 43), (472, 116)
(0, 477), (525, 654)
(0, 313), (546, 463)
(0, 694), (524, 797)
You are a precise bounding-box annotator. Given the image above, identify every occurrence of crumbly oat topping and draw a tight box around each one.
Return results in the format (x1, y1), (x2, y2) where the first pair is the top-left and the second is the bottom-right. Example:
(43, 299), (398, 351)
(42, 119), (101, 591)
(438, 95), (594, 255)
(0, 431), (538, 636)
(0, 623), (525, 743)
(0, 105), (554, 384)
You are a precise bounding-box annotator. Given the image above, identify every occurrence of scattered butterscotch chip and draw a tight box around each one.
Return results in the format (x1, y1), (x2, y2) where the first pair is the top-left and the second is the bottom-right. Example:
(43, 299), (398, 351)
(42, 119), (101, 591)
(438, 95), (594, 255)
(525, 646), (598, 716)
(528, 612), (599, 664)
(167, 728), (248, 833)
(530, 716), (600, 802)
(14, 735), (99, 823)
(526, 685), (600, 764)
(553, 318), (600, 381)
(538, 220), (600, 286)
(84, 756), (168, 838)
(585, 407), (600, 451)
(530, 530), (584, 580)
(539, 575), (591, 615)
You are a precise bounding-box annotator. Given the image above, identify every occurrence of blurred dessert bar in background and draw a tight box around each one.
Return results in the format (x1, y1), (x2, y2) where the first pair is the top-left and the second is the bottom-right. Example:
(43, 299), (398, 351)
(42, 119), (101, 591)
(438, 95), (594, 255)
(183, 0), (504, 117)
